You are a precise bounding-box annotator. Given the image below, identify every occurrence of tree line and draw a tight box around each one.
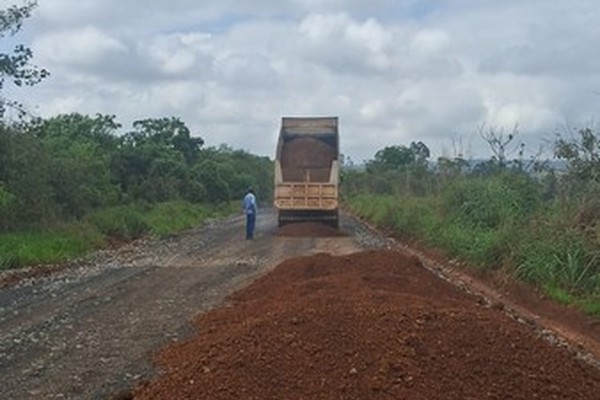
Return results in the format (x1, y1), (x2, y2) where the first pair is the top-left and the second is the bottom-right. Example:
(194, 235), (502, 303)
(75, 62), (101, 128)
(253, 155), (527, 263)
(0, 114), (273, 231)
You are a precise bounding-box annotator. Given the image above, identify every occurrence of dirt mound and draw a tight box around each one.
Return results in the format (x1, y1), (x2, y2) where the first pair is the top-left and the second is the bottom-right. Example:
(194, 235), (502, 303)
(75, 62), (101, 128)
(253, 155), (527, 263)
(281, 137), (335, 182)
(276, 222), (347, 238)
(133, 250), (600, 400)
(281, 137), (335, 169)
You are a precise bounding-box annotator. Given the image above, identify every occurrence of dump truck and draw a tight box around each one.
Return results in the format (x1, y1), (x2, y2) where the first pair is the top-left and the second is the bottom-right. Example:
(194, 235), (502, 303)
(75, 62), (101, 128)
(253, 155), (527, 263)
(274, 116), (340, 228)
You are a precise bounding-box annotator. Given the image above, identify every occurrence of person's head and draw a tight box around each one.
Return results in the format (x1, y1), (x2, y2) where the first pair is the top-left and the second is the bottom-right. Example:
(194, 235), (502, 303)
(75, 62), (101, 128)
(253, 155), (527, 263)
(246, 187), (255, 195)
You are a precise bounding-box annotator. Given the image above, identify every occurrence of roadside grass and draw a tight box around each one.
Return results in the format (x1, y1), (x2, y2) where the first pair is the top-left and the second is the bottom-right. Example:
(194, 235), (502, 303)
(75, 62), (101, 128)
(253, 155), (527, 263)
(581, 298), (600, 316)
(347, 192), (600, 317)
(145, 201), (207, 237)
(86, 205), (150, 239)
(349, 194), (512, 267)
(0, 201), (237, 270)
(0, 225), (102, 269)
(145, 201), (237, 237)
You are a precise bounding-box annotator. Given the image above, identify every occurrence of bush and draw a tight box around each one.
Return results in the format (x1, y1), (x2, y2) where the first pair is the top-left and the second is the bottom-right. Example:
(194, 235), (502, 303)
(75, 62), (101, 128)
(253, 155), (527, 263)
(433, 222), (510, 267)
(87, 205), (150, 239)
(0, 184), (17, 230)
(514, 226), (599, 294)
(348, 195), (396, 228)
(145, 201), (209, 237)
(442, 173), (540, 229)
(0, 226), (102, 269)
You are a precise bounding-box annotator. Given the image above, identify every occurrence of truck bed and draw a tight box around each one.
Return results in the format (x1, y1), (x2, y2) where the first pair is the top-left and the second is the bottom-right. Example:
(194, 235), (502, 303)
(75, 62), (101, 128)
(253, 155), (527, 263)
(274, 116), (340, 228)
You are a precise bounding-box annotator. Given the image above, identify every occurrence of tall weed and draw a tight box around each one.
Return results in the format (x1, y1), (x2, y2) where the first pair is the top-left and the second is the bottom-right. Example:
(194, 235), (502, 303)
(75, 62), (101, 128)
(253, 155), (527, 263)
(86, 205), (149, 239)
(442, 174), (540, 229)
(0, 201), (236, 269)
(0, 226), (102, 269)
(515, 226), (599, 294)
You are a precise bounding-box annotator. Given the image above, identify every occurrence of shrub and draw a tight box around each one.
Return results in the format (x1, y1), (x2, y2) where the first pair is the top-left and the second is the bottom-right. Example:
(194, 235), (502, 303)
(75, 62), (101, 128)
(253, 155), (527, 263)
(0, 184), (17, 230)
(145, 201), (208, 237)
(514, 228), (599, 294)
(87, 205), (149, 239)
(442, 173), (540, 229)
(0, 227), (101, 270)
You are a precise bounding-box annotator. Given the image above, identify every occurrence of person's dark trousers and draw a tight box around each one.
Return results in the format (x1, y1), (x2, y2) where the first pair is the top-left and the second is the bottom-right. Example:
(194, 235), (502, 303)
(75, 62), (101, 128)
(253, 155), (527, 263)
(246, 213), (256, 239)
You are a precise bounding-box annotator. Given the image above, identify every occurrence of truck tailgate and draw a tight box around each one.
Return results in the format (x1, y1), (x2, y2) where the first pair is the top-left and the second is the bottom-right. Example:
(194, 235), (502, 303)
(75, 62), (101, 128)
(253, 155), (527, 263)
(274, 183), (338, 210)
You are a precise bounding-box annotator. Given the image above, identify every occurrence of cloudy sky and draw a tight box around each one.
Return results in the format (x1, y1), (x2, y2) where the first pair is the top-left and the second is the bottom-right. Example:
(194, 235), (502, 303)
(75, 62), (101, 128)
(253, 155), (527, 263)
(4, 0), (600, 161)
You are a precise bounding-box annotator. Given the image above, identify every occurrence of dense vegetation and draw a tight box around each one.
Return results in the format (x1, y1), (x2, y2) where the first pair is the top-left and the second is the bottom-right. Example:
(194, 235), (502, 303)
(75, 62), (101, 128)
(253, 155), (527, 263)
(0, 114), (273, 268)
(344, 129), (600, 315)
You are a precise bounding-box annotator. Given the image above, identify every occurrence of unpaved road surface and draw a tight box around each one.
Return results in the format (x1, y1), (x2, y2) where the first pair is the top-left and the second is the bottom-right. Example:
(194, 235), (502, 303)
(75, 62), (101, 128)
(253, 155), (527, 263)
(2, 209), (600, 399)
(0, 210), (381, 399)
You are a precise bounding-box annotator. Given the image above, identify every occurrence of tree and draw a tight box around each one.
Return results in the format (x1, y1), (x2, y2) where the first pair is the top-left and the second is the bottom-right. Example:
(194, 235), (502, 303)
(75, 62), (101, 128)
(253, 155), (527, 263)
(32, 113), (122, 151)
(409, 141), (431, 167)
(193, 160), (230, 203)
(0, 122), (55, 226)
(29, 114), (121, 217)
(199, 145), (273, 201)
(129, 117), (203, 164)
(0, 1), (49, 118)
(436, 156), (468, 181)
(112, 117), (203, 202)
(362, 142), (433, 196)
(367, 141), (430, 172)
(479, 124), (521, 168)
(555, 127), (600, 183)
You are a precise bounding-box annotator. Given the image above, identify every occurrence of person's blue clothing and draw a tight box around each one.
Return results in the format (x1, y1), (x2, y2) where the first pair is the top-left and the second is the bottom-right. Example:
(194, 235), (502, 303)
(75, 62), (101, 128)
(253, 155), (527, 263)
(246, 213), (256, 240)
(242, 192), (257, 239)
(243, 192), (256, 215)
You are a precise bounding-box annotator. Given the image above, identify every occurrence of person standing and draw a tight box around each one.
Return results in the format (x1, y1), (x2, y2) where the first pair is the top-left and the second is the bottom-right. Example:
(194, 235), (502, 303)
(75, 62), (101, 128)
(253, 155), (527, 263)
(242, 188), (257, 240)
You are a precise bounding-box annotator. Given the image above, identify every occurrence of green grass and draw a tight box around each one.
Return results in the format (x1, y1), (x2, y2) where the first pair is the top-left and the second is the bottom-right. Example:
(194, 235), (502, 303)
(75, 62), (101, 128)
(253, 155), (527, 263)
(86, 205), (149, 239)
(0, 200), (236, 270)
(348, 194), (510, 268)
(145, 200), (236, 237)
(145, 201), (208, 237)
(543, 284), (576, 306)
(581, 299), (600, 316)
(0, 226), (103, 269)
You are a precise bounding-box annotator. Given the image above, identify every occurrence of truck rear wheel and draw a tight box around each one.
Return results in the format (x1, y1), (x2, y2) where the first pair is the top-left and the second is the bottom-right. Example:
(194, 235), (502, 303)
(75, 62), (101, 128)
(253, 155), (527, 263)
(328, 210), (339, 229)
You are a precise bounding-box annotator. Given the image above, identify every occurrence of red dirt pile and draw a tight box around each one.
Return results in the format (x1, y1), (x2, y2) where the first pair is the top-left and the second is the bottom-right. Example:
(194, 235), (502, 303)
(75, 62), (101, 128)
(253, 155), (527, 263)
(281, 137), (335, 182)
(281, 137), (335, 169)
(276, 222), (347, 238)
(133, 250), (600, 399)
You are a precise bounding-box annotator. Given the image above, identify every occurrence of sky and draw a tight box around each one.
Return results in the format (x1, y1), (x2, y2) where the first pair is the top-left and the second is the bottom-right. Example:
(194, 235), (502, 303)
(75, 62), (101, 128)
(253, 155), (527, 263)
(3, 0), (600, 162)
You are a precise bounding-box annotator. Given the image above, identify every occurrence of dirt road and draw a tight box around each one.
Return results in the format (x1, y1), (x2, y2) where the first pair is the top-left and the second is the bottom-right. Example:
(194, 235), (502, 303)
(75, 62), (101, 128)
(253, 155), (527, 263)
(1, 209), (600, 399)
(0, 210), (381, 399)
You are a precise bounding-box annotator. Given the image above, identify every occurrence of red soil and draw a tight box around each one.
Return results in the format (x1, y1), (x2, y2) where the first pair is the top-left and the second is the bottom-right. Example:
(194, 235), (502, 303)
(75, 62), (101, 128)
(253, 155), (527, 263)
(280, 137), (335, 182)
(133, 250), (600, 400)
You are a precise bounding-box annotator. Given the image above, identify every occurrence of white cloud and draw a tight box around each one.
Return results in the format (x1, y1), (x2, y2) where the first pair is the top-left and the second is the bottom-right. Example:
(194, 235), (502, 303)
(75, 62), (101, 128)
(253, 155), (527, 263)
(6, 0), (600, 161)
(299, 13), (393, 73)
(144, 33), (213, 76)
(409, 29), (450, 55)
(33, 26), (127, 66)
